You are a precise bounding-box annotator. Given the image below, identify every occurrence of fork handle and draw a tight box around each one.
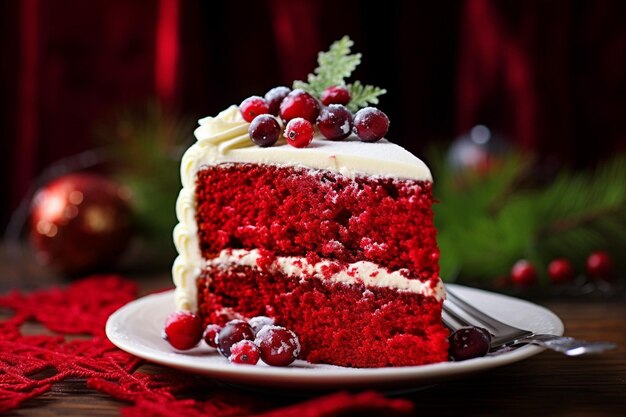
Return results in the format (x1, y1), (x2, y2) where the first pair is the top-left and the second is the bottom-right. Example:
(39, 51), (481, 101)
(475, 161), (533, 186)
(508, 334), (617, 356)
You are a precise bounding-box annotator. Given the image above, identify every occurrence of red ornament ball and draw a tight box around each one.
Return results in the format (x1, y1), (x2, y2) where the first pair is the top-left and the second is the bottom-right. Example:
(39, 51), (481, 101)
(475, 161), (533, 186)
(547, 258), (575, 284)
(510, 259), (537, 287)
(586, 251), (614, 280)
(29, 173), (133, 275)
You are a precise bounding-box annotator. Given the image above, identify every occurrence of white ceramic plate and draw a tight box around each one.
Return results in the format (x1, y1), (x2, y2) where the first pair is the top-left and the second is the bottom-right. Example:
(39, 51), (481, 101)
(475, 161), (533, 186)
(106, 284), (564, 391)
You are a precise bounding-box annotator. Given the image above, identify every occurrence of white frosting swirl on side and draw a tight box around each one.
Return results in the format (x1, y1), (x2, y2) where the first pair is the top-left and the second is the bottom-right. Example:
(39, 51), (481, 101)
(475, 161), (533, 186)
(173, 106), (435, 311)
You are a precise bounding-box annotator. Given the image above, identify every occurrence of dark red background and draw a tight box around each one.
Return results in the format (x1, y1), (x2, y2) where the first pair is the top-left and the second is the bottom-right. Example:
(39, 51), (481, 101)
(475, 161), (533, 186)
(2, 0), (626, 229)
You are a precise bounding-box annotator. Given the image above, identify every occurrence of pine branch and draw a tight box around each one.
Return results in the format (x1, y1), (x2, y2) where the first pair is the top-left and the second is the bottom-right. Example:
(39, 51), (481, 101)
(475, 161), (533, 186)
(538, 205), (624, 237)
(532, 156), (626, 266)
(432, 150), (626, 283)
(293, 36), (361, 97)
(346, 81), (387, 112)
(293, 36), (386, 110)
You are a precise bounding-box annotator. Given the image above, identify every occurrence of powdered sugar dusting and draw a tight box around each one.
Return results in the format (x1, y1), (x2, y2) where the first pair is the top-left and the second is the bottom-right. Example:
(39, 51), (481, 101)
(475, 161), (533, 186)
(340, 118), (350, 134)
(248, 316), (275, 335)
(255, 325), (301, 358)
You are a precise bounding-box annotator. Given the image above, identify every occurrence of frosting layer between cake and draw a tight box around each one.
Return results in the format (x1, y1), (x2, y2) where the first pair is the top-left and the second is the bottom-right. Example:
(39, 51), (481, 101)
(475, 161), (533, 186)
(173, 106), (436, 311)
(216, 249), (443, 298)
(206, 248), (444, 300)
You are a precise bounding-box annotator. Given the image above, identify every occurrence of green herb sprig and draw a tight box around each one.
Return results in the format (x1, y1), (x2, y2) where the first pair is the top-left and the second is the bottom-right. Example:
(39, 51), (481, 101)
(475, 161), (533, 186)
(293, 36), (386, 112)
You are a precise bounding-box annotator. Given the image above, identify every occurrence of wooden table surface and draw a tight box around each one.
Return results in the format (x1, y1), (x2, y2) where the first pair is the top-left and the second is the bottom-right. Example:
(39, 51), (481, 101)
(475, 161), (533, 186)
(1, 243), (625, 417)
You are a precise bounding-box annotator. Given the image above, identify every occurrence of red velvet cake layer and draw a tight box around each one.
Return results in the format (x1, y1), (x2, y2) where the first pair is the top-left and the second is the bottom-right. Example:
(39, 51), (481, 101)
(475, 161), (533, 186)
(195, 163), (439, 281)
(197, 266), (449, 367)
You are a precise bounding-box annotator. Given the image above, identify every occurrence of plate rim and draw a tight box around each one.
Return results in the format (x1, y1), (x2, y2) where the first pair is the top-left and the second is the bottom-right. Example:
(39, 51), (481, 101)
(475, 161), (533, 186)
(105, 284), (564, 389)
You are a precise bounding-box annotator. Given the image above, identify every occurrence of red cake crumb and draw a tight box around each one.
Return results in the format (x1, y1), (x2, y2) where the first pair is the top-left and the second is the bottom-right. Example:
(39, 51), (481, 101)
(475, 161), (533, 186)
(197, 267), (448, 367)
(193, 163), (447, 367)
(195, 163), (439, 282)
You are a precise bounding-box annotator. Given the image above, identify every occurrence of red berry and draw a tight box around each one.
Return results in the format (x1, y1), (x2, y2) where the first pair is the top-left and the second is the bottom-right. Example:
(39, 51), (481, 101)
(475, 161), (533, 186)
(255, 325), (301, 367)
(586, 251), (614, 280)
(321, 85), (351, 106)
(284, 118), (314, 148)
(264, 86), (291, 116)
(248, 315), (275, 335)
(548, 258), (574, 284)
(239, 96), (269, 122)
(217, 319), (255, 357)
(203, 324), (222, 348)
(279, 89), (320, 123)
(317, 104), (353, 141)
(229, 340), (260, 365)
(162, 311), (203, 350)
(510, 259), (537, 286)
(353, 107), (389, 142)
(448, 326), (491, 361)
(248, 114), (281, 147)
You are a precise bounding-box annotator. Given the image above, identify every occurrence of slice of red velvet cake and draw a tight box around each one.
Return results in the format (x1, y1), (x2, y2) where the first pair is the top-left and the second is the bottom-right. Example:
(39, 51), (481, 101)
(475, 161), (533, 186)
(173, 106), (448, 367)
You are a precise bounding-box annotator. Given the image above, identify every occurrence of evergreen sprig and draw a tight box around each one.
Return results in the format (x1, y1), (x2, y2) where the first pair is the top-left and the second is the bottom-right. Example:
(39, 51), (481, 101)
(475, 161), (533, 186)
(293, 36), (360, 95)
(346, 80), (387, 112)
(431, 151), (626, 285)
(293, 36), (386, 110)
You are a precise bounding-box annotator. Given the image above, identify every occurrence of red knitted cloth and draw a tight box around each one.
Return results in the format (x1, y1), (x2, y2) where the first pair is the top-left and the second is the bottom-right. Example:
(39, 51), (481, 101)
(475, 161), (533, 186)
(0, 275), (414, 416)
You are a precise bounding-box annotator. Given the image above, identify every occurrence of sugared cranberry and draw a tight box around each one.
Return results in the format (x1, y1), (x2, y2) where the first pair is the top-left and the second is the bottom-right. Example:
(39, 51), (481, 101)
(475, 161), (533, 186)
(162, 311), (203, 350)
(255, 325), (301, 367)
(239, 96), (269, 122)
(449, 326), (492, 361)
(510, 259), (537, 286)
(353, 107), (389, 142)
(217, 319), (255, 357)
(248, 316), (275, 335)
(248, 114), (281, 147)
(203, 324), (222, 348)
(548, 258), (575, 284)
(586, 251), (614, 280)
(317, 104), (353, 141)
(279, 89), (320, 123)
(321, 85), (351, 106)
(284, 118), (314, 148)
(264, 86), (291, 116)
(229, 340), (260, 365)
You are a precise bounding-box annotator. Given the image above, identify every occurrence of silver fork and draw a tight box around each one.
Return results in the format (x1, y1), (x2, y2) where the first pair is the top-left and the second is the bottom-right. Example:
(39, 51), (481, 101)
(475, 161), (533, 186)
(443, 288), (618, 356)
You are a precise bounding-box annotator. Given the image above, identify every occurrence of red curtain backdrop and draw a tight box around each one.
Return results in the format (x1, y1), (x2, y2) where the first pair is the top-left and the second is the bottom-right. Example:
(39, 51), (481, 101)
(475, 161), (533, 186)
(155, 0), (180, 110)
(2, 0), (626, 228)
(456, 0), (626, 162)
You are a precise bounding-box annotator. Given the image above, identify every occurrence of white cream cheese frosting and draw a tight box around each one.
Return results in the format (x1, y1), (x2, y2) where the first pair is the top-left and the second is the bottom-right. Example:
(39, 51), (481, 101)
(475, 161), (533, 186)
(173, 106), (435, 311)
(207, 249), (445, 300)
